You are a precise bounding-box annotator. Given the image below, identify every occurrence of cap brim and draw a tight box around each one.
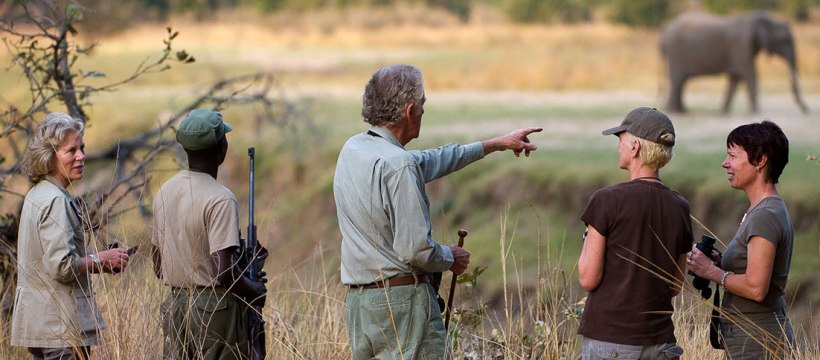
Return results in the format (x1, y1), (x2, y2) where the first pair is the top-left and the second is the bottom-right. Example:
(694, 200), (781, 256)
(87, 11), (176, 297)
(602, 125), (627, 136)
(223, 121), (233, 133)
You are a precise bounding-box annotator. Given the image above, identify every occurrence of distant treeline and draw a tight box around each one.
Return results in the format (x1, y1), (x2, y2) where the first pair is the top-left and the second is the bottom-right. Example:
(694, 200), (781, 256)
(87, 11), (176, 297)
(137, 0), (818, 24)
(5, 0), (817, 34)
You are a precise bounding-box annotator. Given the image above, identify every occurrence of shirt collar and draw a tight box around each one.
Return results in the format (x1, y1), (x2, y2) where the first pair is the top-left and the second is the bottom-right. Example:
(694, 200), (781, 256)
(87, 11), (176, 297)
(368, 126), (403, 148)
(45, 175), (72, 197)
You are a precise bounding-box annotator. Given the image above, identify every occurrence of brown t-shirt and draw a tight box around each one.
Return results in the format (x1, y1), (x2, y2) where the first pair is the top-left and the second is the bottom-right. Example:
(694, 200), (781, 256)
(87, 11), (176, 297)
(579, 179), (693, 345)
(152, 170), (240, 287)
(721, 196), (793, 314)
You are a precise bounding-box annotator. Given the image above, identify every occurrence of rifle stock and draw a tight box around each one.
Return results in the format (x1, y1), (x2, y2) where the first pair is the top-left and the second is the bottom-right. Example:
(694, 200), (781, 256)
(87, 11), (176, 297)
(241, 147), (266, 359)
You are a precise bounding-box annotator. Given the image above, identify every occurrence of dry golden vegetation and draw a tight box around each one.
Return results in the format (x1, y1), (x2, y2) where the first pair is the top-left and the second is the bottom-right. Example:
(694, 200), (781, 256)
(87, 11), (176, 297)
(2, 7), (819, 359)
(86, 8), (820, 92)
(4, 220), (817, 359)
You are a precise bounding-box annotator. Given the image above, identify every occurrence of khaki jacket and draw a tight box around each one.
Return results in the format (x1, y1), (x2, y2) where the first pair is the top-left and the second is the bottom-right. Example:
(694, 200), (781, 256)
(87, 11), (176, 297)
(11, 178), (104, 348)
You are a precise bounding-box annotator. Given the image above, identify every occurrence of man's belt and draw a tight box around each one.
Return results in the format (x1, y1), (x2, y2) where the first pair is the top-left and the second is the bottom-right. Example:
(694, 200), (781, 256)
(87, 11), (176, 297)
(351, 274), (429, 289)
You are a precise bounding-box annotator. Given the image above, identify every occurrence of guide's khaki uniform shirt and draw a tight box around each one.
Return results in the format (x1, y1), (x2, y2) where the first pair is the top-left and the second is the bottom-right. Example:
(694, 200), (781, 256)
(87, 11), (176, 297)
(152, 170), (240, 287)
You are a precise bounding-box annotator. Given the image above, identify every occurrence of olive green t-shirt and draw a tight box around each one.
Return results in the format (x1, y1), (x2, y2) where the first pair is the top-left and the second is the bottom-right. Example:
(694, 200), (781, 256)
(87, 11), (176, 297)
(721, 196), (794, 313)
(152, 170), (240, 287)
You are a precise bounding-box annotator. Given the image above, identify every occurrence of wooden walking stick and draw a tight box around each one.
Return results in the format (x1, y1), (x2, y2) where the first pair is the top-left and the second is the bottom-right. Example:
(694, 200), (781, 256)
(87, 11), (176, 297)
(445, 229), (467, 331)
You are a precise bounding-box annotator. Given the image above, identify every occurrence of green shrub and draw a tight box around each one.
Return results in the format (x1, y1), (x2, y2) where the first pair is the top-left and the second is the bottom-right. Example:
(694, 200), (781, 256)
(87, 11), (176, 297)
(609, 0), (671, 28)
(701, 0), (816, 20)
(504, 0), (593, 23)
(702, 0), (780, 14)
(254, 0), (288, 12)
(426, 0), (472, 21)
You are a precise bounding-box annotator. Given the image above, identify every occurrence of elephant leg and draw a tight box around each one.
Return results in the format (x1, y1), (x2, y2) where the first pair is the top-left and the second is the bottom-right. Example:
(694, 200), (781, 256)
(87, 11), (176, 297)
(722, 75), (740, 113)
(789, 68), (810, 113)
(668, 73), (687, 113)
(746, 73), (759, 113)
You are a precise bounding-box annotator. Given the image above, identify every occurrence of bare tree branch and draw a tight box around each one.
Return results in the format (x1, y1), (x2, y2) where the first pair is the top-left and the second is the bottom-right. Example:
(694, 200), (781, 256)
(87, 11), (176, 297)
(1, 3), (313, 254)
(80, 71), (312, 232)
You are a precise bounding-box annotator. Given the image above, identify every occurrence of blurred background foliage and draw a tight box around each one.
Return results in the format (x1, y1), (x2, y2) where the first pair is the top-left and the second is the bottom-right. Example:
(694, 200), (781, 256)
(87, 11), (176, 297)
(4, 0), (818, 36)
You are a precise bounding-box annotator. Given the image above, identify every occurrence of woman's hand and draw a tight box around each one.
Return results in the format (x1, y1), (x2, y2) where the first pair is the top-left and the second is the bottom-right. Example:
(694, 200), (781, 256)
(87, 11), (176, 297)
(95, 248), (130, 273)
(686, 244), (722, 283)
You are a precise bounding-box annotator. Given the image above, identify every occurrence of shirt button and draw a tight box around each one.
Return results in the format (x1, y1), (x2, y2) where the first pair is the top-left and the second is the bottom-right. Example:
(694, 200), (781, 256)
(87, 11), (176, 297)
(610, 352), (618, 358)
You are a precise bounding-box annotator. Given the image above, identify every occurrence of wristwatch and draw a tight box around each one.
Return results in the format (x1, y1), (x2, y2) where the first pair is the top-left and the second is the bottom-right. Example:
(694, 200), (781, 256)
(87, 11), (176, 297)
(89, 253), (101, 269)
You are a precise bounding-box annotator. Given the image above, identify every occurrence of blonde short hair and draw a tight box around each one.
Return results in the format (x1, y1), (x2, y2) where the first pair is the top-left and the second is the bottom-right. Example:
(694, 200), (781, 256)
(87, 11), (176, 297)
(627, 133), (672, 170)
(22, 113), (84, 183)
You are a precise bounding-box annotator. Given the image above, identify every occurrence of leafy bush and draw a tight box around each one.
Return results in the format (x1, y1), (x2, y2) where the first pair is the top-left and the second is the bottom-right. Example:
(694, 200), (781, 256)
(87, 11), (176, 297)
(609, 0), (671, 28)
(703, 0), (781, 14)
(254, 0), (288, 12)
(702, 0), (817, 21)
(427, 0), (472, 21)
(503, 0), (593, 23)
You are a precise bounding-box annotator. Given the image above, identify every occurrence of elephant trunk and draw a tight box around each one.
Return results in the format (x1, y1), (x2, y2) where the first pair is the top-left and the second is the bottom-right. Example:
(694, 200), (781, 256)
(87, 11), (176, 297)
(789, 62), (809, 114)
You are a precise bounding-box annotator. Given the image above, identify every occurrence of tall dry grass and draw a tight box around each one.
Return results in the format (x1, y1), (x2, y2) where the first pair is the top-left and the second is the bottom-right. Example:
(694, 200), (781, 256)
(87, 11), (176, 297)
(2, 209), (819, 359)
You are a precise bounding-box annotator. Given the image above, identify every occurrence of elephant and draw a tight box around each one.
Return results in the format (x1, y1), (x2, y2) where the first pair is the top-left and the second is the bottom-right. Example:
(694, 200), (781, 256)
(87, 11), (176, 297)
(660, 11), (809, 114)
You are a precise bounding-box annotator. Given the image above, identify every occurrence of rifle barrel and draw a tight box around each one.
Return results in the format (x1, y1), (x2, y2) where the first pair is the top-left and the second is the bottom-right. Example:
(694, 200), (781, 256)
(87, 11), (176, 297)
(247, 147), (256, 281)
(245, 147), (266, 360)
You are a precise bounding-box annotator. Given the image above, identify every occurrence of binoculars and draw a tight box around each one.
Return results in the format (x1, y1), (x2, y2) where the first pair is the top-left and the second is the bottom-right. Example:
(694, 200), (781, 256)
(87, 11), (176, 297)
(689, 234), (718, 299)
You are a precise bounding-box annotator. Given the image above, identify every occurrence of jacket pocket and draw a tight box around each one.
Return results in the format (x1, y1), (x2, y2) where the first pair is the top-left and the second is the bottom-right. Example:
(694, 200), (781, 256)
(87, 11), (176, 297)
(73, 287), (104, 333)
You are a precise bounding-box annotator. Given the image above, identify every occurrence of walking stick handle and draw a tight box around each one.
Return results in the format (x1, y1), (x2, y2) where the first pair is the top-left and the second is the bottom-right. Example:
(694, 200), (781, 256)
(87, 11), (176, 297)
(445, 229), (468, 331)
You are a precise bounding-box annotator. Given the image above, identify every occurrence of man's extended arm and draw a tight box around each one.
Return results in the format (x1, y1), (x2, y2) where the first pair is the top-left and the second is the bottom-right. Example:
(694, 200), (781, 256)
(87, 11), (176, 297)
(411, 143), (484, 183)
(411, 127), (542, 183)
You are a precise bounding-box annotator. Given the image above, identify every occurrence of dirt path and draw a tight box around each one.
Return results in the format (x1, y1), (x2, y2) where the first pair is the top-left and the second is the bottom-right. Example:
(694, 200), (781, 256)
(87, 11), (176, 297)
(297, 85), (818, 150)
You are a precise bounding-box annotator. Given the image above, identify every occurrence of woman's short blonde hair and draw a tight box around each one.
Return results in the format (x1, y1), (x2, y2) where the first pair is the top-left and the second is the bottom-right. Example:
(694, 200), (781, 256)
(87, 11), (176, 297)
(627, 133), (672, 170)
(22, 113), (84, 183)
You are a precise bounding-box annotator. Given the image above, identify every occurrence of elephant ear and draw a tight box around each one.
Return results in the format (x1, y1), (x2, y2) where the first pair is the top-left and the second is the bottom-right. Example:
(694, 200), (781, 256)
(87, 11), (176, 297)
(752, 12), (775, 54)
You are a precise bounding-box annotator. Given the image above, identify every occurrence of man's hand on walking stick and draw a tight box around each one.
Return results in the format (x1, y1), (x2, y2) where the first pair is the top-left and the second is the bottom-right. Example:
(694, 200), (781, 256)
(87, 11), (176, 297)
(446, 229), (469, 331)
(448, 233), (470, 275)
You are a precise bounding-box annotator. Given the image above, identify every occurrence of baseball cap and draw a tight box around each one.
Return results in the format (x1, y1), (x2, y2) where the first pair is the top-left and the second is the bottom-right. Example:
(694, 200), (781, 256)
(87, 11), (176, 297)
(602, 107), (675, 146)
(176, 109), (233, 151)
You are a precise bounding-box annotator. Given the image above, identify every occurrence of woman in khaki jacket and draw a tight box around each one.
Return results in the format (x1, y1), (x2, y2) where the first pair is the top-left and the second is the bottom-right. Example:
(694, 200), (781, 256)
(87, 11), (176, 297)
(12, 113), (130, 359)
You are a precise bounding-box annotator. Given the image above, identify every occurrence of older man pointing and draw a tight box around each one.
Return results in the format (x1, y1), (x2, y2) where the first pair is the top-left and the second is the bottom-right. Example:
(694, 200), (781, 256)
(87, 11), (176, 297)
(334, 64), (541, 360)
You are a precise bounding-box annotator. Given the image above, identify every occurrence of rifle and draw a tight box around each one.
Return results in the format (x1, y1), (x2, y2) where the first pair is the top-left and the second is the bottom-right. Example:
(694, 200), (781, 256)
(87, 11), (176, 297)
(240, 147), (267, 360)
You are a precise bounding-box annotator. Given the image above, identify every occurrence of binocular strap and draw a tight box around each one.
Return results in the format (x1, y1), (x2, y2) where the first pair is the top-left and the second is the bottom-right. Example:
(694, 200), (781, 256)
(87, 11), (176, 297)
(710, 287), (724, 349)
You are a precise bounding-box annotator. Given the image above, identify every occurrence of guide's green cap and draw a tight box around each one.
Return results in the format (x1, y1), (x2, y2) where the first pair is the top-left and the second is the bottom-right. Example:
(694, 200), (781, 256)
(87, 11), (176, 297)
(176, 109), (233, 151)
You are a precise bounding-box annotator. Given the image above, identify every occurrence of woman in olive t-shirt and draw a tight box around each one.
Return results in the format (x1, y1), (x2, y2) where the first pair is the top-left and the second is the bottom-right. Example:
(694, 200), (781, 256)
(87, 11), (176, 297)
(687, 120), (795, 360)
